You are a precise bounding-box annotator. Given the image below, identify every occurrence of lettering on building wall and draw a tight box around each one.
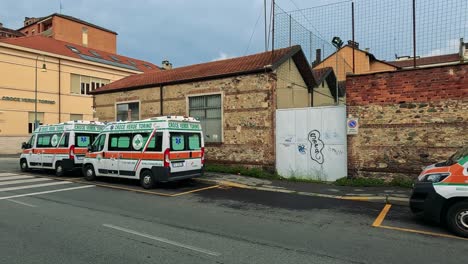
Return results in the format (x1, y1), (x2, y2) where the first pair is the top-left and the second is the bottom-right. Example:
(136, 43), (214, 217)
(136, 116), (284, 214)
(1, 96), (55, 104)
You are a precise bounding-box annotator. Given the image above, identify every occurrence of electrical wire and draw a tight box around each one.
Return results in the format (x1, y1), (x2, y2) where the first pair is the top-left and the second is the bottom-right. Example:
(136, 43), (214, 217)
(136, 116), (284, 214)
(244, 6), (264, 55)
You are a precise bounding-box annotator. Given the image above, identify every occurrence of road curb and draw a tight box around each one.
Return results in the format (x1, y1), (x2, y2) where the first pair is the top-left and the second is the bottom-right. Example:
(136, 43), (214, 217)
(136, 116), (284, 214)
(196, 178), (410, 206)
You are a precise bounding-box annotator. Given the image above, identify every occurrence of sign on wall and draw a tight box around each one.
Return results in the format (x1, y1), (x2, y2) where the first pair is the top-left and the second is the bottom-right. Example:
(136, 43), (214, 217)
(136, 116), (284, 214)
(346, 118), (359, 135)
(1, 96), (55, 104)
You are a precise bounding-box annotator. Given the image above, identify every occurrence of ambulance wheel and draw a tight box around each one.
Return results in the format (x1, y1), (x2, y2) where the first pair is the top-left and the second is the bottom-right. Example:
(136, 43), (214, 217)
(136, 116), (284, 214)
(446, 201), (468, 238)
(140, 170), (155, 189)
(20, 159), (29, 172)
(55, 162), (65, 177)
(84, 165), (96, 181)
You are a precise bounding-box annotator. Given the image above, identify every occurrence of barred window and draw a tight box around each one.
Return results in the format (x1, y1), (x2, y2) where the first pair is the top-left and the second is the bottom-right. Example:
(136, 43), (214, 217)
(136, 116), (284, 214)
(189, 94), (222, 143)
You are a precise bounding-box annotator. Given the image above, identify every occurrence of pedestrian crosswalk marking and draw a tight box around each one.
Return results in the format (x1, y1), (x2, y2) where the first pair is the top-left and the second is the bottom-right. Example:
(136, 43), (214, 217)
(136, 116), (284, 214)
(0, 173), (21, 177)
(0, 181), (72, 192)
(0, 185), (94, 200)
(0, 178), (51, 186)
(0, 176), (34, 181)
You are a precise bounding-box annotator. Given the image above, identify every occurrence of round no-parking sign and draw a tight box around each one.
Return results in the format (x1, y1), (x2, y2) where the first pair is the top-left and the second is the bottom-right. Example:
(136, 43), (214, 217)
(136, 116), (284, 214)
(347, 118), (359, 135)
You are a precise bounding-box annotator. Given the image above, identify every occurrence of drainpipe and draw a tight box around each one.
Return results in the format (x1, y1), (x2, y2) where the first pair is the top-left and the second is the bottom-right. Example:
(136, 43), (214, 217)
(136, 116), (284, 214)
(160, 85), (164, 115)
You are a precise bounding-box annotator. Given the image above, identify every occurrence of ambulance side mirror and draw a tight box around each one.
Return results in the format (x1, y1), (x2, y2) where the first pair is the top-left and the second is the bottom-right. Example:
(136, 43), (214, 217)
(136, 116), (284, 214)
(21, 142), (30, 149)
(87, 144), (93, 152)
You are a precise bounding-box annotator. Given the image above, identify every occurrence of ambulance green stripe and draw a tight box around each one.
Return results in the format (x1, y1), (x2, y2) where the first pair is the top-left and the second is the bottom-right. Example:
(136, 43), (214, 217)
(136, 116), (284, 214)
(434, 183), (468, 186)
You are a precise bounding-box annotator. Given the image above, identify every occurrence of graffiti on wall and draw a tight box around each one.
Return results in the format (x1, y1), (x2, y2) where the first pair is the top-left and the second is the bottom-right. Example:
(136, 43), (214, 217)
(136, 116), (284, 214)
(308, 130), (325, 164)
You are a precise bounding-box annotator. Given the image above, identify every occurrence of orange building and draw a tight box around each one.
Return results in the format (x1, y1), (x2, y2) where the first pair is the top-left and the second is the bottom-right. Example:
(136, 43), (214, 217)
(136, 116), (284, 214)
(313, 43), (398, 81)
(18, 13), (117, 54)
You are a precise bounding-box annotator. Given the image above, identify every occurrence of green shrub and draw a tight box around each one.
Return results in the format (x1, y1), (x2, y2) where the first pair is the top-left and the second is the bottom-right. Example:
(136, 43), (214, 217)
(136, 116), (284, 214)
(204, 164), (280, 179)
(389, 176), (414, 188)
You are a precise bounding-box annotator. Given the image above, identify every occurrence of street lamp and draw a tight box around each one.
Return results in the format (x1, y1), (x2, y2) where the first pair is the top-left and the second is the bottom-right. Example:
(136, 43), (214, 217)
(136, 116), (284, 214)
(34, 55), (47, 130)
(331, 37), (343, 105)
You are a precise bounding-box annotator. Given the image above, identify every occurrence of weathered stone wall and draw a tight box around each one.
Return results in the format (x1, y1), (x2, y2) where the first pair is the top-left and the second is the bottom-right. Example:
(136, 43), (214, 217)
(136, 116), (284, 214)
(347, 64), (468, 179)
(94, 73), (277, 168)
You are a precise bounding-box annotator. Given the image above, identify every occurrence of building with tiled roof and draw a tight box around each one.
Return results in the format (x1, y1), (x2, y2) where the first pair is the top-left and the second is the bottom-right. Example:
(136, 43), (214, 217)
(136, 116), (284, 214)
(0, 22), (25, 39)
(0, 35), (158, 72)
(91, 45), (317, 169)
(19, 13), (118, 53)
(387, 53), (465, 68)
(312, 42), (398, 82)
(0, 35), (158, 154)
(311, 67), (345, 106)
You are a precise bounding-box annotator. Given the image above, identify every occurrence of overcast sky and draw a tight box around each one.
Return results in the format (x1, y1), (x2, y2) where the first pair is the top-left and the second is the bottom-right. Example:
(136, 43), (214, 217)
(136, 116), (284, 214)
(2, 0), (466, 66)
(0, 0), (338, 67)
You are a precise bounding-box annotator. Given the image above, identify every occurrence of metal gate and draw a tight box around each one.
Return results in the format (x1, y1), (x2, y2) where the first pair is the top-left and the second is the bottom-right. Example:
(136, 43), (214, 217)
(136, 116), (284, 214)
(275, 106), (347, 181)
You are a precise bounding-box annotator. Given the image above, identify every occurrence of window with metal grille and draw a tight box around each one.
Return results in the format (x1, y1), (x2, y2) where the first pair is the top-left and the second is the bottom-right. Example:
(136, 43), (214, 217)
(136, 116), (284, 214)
(188, 94), (222, 143)
(116, 102), (139, 121)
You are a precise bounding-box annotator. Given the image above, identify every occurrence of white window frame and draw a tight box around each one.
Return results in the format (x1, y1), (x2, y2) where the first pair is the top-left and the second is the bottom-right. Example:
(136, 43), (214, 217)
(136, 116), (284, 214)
(186, 92), (224, 143)
(71, 74), (110, 96)
(115, 100), (141, 121)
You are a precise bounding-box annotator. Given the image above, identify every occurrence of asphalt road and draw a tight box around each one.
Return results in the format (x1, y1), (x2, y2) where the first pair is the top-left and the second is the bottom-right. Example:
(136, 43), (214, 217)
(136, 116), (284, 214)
(0, 158), (467, 264)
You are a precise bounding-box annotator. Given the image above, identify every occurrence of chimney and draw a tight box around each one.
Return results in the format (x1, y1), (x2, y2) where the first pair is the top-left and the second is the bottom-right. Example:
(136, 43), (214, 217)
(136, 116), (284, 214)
(24, 17), (38, 26)
(161, 60), (173, 70)
(347, 40), (359, 49)
(460, 38), (468, 61)
(313, 49), (322, 67)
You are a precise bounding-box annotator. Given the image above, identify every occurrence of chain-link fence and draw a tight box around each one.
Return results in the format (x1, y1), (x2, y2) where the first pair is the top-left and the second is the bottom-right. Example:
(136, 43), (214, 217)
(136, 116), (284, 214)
(274, 0), (468, 69)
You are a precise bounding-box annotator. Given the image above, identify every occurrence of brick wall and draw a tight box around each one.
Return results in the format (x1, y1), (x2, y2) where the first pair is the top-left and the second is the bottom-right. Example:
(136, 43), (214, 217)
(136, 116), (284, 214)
(347, 63), (468, 180)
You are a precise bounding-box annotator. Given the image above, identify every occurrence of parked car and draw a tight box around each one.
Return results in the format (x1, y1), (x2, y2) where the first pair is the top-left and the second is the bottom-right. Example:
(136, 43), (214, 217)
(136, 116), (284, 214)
(82, 116), (205, 189)
(20, 121), (106, 176)
(410, 146), (468, 237)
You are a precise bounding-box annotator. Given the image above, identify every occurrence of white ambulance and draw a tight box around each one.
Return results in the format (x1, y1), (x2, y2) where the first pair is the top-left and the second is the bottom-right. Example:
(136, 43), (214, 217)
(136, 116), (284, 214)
(20, 121), (106, 176)
(82, 116), (205, 189)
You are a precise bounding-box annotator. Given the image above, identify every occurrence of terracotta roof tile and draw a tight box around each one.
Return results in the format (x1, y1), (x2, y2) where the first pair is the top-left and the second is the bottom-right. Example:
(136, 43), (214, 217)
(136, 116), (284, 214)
(92, 45), (311, 94)
(0, 35), (158, 72)
(387, 53), (461, 68)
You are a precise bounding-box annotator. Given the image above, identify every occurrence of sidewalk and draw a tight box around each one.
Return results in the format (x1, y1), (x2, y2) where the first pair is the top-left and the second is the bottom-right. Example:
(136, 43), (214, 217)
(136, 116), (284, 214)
(198, 172), (412, 206)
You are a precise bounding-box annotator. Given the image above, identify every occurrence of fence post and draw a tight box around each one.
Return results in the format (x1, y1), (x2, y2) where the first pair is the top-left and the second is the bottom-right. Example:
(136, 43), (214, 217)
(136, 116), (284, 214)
(352, 1), (355, 73)
(289, 14), (292, 47)
(412, 0), (416, 68)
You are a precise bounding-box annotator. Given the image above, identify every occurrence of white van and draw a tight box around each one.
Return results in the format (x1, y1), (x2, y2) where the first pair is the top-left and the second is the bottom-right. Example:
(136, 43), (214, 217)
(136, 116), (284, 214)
(82, 116), (205, 189)
(20, 121), (106, 176)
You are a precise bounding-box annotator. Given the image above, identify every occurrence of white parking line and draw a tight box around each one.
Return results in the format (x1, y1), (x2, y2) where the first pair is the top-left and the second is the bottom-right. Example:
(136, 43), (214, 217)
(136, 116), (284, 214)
(0, 178), (50, 186)
(0, 173), (21, 177)
(0, 175), (34, 181)
(6, 199), (36, 207)
(0, 181), (71, 192)
(103, 224), (221, 257)
(0, 185), (95, 200)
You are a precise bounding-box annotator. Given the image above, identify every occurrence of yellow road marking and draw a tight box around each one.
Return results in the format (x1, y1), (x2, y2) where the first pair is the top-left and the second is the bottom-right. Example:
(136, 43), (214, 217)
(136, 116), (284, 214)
(372, 203), (467, 241)
(24, 174), (221, 197)
(217, 181), (251, 189)
(378, 225), (468, 241)
(170, 185), (220, 197)
(91, 182), (174, 196)
(372, 204), (392, 227)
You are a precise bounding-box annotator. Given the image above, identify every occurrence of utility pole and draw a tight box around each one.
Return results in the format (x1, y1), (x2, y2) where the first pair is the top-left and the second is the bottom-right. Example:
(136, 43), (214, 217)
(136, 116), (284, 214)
(412, 0), (416, 68)
(264, 0), (267, 52)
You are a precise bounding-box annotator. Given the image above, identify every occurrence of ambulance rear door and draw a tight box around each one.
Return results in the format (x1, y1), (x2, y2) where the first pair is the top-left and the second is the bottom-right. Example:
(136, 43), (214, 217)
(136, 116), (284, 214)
(168, 132), (203, 173)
